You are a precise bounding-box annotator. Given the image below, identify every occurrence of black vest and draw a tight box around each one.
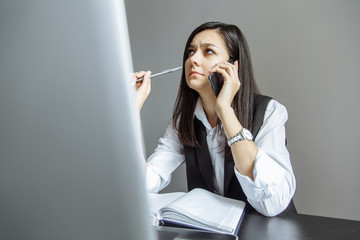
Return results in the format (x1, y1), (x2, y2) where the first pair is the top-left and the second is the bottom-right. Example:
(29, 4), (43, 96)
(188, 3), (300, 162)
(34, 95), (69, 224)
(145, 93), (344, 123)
(183, 95), (296, 215)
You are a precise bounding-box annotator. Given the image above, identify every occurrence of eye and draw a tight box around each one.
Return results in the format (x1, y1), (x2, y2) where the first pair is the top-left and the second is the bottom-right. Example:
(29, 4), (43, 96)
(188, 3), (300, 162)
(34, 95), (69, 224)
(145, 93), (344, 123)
(187, 48), (195, 56)
(205, 48), (215, 54)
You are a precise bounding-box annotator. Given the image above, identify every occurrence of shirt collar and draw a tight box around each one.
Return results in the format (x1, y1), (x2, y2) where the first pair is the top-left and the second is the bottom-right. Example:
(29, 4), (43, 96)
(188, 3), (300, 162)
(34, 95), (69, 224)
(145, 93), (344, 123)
(193, 98), (214, 131)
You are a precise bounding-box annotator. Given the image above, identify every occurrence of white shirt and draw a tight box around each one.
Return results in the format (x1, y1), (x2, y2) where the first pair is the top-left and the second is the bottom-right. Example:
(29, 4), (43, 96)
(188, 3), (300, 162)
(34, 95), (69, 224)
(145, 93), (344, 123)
(145, 98), (296, 217)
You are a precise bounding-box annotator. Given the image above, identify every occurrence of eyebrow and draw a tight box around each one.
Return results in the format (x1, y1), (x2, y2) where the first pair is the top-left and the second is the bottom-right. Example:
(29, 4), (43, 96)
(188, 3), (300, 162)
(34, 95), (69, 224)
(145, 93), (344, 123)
(188, 42), (219, 49)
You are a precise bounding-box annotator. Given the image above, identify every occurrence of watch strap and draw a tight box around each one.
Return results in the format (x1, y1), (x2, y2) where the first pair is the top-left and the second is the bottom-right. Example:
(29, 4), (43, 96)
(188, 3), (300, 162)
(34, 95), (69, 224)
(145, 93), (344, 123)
(227, 128), (253, 146)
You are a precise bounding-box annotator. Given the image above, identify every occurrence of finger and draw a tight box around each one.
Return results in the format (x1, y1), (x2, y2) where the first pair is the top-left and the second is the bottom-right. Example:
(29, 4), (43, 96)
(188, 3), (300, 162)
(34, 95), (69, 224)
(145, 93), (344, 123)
(145, 71), (152, 94)
(136, 71), (151, 90)
(213, 63), (232, 76)
(134, 71), (147, 80)
(144, 71), (151, 81)
(210, 63), (226, 74)
(214, 67), (229, 79)
(210, 61), (236, 77)
(141, 71), (151, 85)
(232, 60), (239, 74)
(220, 62), (239, 79)
(219, 62), (236, 73)
(133, 71), (145, 84)
(134, 71), (149, 89)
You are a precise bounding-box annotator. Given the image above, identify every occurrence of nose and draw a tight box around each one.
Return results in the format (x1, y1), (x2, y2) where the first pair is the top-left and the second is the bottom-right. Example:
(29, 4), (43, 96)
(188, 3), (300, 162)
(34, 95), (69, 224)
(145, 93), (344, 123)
(189, 52), (201, 66)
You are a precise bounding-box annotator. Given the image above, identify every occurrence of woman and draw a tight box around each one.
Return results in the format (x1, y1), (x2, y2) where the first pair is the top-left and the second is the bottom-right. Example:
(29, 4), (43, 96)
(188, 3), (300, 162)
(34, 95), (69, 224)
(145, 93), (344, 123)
(135, 22), (296, 217)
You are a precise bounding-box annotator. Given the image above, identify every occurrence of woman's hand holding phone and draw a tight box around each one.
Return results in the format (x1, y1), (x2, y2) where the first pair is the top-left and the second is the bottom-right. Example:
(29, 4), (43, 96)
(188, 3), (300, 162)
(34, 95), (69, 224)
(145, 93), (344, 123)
(210, 59), (240, 117)
(208, 59), (235, 96)
(209, 59), (239, 98)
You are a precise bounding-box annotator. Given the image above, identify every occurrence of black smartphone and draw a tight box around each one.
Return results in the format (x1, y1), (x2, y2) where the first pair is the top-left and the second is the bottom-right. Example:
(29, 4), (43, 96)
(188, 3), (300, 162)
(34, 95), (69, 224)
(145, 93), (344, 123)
(208, 59), (235, 96)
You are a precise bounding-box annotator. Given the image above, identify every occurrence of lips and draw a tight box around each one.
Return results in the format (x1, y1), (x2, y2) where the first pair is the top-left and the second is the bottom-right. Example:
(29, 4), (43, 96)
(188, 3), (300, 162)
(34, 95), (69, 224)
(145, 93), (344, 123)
(189, 71), (204, 76)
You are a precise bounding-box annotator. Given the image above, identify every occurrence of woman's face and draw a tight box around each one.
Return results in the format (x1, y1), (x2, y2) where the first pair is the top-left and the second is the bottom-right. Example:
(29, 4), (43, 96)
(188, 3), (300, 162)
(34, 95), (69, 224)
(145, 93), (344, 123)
(185, 29), (230, 93)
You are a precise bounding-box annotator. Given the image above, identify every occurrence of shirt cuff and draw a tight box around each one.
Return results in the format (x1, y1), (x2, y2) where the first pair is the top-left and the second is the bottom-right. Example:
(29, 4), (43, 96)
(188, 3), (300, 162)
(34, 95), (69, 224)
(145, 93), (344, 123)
(234, 148), (285, 202)
(145, 166), (162, 193)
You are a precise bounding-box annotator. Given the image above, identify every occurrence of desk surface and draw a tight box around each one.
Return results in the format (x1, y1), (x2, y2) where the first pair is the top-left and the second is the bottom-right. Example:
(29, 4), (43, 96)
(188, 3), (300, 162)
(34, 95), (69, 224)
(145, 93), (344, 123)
(237, 213), (360, 240)
(155, 213), (360, 240)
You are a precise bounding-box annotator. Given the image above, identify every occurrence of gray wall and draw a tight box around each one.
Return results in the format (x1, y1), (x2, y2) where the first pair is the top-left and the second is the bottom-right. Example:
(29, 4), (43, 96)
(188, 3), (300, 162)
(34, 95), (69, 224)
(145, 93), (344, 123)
(125, 0), (360, 221)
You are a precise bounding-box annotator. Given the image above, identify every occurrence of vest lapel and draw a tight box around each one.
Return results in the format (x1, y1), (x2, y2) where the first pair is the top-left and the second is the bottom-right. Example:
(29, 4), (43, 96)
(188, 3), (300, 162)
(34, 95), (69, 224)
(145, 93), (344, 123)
(194, 118), (215, 192)
(223, 146), (235, 196)
(194, 118), (235, 195)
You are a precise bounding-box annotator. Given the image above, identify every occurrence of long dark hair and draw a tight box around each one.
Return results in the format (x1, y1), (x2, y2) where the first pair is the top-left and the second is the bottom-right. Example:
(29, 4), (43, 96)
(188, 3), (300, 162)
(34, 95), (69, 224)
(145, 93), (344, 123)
(172, 22), (259, 147)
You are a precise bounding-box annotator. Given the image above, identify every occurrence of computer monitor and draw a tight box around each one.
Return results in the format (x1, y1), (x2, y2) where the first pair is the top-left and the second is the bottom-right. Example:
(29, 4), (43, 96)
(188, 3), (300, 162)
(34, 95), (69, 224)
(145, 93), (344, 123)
(0, 1), (156, 239)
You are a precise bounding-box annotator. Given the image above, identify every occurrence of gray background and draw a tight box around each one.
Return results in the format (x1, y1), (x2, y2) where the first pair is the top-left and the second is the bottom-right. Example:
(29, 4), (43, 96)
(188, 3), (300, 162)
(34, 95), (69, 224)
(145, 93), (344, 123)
(125, 0), (360, 221)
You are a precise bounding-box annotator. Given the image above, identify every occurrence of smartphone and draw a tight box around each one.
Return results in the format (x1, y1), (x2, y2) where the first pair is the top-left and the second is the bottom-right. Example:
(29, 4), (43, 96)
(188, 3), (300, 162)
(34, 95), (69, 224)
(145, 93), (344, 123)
(208, 59), (235, 96)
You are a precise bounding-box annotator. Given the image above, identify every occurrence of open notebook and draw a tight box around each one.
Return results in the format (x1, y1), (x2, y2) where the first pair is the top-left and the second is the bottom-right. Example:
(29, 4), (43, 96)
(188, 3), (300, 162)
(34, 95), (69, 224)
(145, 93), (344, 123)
(148, 188), (246, 236)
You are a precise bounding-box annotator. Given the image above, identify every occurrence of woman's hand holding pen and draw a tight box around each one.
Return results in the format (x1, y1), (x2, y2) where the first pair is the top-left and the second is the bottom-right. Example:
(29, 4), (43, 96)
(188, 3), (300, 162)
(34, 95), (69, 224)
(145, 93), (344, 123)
(133, 71), (151, 174)
(134, 66), (181, 112)
(134, 71), (151, 112)
(213, 60), (240, 119)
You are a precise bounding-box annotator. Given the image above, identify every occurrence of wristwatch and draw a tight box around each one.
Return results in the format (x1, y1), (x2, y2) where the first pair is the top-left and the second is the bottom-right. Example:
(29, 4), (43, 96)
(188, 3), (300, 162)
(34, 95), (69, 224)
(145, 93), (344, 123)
(227, 128), (253, 146)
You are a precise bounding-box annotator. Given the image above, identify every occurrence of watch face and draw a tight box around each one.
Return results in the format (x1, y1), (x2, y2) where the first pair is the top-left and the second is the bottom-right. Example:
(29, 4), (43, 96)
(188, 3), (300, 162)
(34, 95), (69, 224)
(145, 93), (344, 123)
(242, 128), (253, 140)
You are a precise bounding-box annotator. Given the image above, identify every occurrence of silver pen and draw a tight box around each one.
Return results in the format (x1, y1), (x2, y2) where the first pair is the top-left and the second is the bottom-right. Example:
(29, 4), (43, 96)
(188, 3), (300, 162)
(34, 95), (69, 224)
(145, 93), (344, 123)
(136, 66), (182, 82)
